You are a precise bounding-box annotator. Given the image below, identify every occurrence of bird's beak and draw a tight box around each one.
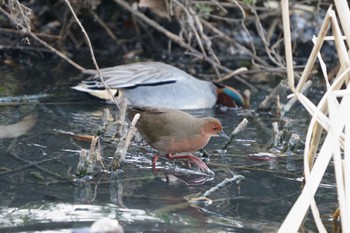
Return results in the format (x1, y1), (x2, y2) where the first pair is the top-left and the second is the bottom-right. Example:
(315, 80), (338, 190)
(219, 130), (230, 140)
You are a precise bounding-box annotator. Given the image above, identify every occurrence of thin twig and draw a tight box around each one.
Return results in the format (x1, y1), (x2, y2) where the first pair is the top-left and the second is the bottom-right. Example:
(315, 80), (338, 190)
(214, 67), (248, 82)
(202, 174), (245, 197)
(0, 6), (85, 71)
(199, 18), (269, 67)
(185, 51), (256, 90)
(173, 0), (207, 58)
(88, 8), (127, 53)
(222, 118), (248, 150)
(231, 0), (259, 65)
(0, 28), (62, 39)
(7, 149), (65, 179)
(113, 0), (254, 89)
(249, 4), (285, 67)
(64, 0), (120, 108)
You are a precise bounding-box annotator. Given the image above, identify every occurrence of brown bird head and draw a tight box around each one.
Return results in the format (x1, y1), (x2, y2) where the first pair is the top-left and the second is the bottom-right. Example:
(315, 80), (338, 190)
(202, 117), (230, 140)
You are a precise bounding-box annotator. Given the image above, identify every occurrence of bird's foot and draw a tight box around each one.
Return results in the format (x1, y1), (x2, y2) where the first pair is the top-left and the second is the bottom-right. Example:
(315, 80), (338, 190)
(166, 154), (214, 175)
(151, 155), (159, 174)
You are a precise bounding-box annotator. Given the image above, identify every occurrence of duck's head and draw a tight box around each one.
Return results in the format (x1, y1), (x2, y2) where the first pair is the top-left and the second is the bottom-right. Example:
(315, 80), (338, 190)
(213, 82), (249, 109)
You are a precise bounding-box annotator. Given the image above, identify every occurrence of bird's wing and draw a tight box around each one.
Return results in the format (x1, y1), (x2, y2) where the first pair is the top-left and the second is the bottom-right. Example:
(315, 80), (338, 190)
(82, 62), (187, 89)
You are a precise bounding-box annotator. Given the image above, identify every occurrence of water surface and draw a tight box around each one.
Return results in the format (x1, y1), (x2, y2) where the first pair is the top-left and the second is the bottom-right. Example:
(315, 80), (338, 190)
(0, 61), (337, 232)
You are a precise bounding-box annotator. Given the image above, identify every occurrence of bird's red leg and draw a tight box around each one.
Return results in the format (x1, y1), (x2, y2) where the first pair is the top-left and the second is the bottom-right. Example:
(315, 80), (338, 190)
(166, 154), (212, 173)
(152, 155), (159, 173)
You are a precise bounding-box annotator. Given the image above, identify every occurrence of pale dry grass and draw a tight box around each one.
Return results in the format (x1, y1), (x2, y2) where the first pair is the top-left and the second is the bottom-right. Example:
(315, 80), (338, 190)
(279, 0), (350, 232)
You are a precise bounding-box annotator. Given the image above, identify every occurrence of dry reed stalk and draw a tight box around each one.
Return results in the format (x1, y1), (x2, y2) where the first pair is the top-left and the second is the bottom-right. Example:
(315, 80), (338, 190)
(279, 1), (350, 232)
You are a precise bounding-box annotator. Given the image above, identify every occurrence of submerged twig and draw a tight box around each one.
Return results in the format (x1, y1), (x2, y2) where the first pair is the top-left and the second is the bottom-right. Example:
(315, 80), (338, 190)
(110, 172), (127, 207)
(275, 95), (281, 118)
(76, 136), (105, 176)
(272, 122), (284, 147)
(202, 174), (245, 197)
(258, 79), (289, 111)
(116, 97), (128, 138)
(98, 108), (110, 135)
(286, 133), (301, 153)
(186, 173), (244, 207)
(76, 149), (88, 175)
(281, 80), (312, 117)
(96, 137), (105, 170)
(111, 113), (140, 170)
(0, 152), (64, 178)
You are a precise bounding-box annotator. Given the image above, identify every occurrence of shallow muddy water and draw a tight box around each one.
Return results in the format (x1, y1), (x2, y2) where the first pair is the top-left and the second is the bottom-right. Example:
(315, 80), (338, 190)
(0, 61), (338, 232)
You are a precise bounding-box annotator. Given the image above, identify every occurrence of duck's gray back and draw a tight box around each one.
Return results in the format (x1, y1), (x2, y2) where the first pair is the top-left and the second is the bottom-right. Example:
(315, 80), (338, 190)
(120, 63), (217, 109)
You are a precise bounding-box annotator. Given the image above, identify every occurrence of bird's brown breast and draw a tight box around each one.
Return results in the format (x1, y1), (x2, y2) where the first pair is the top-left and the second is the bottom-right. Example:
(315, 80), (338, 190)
(153, 133), (210, 153)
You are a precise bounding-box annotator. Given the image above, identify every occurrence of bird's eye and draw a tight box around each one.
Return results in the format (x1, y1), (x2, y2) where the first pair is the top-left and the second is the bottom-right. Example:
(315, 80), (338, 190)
(212, 126), (218, 131)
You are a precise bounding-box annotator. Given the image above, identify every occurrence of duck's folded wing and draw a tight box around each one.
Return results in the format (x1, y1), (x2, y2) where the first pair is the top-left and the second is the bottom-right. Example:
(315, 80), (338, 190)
(82, 62), (185, 89)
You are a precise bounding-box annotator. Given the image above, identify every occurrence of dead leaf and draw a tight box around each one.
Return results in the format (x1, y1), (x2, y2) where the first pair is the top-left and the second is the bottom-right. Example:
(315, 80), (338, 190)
(139, 0), (170, 19)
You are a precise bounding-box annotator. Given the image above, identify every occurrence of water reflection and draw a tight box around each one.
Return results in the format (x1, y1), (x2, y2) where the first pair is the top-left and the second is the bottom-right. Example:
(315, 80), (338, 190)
(0, 63), (338, 232)
(0, 203), (161, 228)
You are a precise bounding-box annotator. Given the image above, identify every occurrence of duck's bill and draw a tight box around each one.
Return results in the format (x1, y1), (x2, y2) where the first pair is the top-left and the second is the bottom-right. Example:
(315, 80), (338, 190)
(219, 131), (230, 140)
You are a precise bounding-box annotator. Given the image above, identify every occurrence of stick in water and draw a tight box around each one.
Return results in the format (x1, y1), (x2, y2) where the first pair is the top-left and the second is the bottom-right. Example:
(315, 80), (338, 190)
(222, 118), (248, 150)
(111, 113), (140, 170)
